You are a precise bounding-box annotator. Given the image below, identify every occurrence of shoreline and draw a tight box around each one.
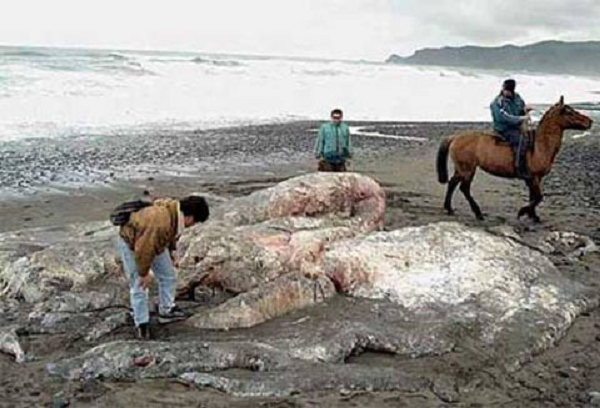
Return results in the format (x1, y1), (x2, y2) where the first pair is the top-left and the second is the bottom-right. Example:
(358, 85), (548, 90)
(0, 119), (597, 237)
(0, 121), (487, 233)
(2, 119), (599, 237)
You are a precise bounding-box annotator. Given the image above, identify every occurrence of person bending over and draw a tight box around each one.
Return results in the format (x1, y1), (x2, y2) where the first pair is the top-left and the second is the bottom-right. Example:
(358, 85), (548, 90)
(116, 196), (209, 339)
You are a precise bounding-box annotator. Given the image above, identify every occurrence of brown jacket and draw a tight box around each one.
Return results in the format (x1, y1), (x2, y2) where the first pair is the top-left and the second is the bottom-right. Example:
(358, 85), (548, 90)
(119, 199), (180, 277)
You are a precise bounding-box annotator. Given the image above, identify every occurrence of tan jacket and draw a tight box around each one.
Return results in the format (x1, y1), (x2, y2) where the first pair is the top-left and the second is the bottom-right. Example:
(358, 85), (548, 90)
(119, 199), (180, 277)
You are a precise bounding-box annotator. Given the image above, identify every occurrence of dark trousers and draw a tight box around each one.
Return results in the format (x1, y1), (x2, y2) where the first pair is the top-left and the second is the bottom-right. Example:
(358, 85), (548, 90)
(502, 130), (530, 179)
(502, 129), (521, 149)
(318, 160), (347, 172)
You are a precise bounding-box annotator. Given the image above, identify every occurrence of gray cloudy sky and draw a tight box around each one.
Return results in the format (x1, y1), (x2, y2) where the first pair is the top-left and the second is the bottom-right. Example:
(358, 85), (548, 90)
(1, 0), (599, 59)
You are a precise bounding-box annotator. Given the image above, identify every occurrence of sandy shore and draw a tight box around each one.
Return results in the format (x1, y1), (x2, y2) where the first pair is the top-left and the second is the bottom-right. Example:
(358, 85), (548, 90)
(0, 121), (482, 232)
(1, 120), (598, 237)
(1, 121), (600, 407)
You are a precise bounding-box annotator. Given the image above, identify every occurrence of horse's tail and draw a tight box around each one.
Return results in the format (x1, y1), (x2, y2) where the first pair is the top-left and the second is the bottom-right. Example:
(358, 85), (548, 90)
(436, 137), (454, 184)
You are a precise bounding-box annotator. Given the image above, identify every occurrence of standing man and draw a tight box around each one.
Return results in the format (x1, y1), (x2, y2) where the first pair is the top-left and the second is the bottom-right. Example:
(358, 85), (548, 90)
(116, 196), (209, 339)
(490, 79), (533, 180)
(315, 108), (352, 172)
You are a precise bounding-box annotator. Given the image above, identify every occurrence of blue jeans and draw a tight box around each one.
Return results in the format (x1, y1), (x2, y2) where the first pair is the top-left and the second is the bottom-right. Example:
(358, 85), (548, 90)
(117, 237), (177, 326)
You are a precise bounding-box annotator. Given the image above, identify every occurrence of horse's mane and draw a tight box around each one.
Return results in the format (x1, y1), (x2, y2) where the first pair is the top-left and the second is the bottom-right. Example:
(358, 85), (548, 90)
(538, 102), (561, 126)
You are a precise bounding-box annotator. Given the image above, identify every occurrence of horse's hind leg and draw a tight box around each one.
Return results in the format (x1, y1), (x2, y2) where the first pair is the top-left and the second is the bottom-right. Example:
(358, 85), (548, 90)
(460, 177), (484, 220)
(444, 173), (461, 215)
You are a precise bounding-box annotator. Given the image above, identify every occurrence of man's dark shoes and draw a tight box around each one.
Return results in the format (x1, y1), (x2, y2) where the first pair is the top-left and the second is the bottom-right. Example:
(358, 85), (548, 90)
(158, 305), (188, 324)
(136, 323), (151, 340)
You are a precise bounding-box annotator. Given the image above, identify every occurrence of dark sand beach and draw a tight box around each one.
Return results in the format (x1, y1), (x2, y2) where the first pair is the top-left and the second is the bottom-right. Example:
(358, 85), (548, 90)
(1, 121), (600, 407)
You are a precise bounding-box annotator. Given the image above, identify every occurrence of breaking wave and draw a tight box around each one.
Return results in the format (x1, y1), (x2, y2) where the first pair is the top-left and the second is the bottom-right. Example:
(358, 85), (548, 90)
(0, 46), (599, 141)
(191, 57), (244, 67)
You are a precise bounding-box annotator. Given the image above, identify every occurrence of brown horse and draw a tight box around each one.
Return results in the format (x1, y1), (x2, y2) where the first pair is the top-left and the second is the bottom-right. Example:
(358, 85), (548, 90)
(437, 97), (593, 222)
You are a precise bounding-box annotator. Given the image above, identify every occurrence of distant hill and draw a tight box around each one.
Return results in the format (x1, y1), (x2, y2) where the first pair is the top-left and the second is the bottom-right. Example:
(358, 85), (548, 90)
(387, 41), (600, 76)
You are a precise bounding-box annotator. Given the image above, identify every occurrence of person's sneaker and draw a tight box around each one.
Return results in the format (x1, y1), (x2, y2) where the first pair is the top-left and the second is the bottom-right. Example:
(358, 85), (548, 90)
(158, 305), (188, 324)
(136, 323), (151, 340)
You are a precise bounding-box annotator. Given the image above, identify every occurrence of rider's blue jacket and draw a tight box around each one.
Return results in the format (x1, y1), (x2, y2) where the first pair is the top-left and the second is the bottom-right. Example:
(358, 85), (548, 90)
(490, 93), (526, 136)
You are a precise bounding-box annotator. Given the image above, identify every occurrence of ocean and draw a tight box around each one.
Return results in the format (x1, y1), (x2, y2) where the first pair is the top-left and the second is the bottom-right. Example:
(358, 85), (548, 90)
(1, 45), (599, 141)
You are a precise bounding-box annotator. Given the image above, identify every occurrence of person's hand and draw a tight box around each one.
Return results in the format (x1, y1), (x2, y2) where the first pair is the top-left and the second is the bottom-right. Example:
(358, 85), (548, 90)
(170, 251), (180, 268)
(521, 114), (531, 122)
(138, 274), (153, 290)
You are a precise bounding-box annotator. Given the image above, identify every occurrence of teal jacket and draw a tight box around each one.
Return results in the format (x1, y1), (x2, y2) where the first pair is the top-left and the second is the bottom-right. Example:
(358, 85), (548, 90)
(490, 93), (526, 135)
(314, 122), (352, 164)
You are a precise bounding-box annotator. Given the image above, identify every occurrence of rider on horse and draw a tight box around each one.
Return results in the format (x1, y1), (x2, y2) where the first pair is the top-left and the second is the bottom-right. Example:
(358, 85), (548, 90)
(490, 79), (533, 180)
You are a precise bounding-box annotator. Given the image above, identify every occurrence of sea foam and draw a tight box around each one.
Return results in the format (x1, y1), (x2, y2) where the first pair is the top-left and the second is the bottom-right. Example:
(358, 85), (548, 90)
(0, 47), (599, 141)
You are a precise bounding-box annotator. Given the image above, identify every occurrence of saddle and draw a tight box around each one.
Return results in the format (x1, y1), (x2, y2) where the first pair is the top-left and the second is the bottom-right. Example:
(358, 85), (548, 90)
(491, 129), (536, 153)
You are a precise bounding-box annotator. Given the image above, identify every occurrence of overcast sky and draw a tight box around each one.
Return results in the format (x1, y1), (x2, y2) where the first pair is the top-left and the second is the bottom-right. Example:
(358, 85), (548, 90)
(2, 0), (600, 59)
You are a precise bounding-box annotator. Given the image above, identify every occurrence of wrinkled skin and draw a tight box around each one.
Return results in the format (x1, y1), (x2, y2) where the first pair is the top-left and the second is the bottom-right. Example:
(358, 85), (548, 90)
(48, 221), (596, 396)
(176, 173), (386, 301)
(0, 173), (596, 398)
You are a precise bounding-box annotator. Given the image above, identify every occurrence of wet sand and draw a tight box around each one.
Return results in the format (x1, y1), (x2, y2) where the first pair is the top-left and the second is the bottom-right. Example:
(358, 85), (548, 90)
(0, 121), (476, 232)
(1, 121), (600, 407)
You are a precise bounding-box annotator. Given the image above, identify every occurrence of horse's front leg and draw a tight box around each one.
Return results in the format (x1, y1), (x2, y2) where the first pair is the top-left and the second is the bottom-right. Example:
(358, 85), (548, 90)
(529, 179), (544, 223)
(518, 178), (543, 223)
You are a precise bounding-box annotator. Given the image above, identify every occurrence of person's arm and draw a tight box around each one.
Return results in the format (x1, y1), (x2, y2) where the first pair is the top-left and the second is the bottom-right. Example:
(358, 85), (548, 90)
(134, 226), (165, 279)
(314, 126), (325, 158)
(132, 206), (170, 279)
(345, 126), (352, 159)
(498, 99), (525, 126)
(169, 240), (178, 265)
(518, 96), (527, 116)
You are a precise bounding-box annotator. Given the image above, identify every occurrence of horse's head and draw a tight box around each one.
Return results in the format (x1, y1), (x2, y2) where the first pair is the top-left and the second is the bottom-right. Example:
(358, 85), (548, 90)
(552, 96), (594, 131)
